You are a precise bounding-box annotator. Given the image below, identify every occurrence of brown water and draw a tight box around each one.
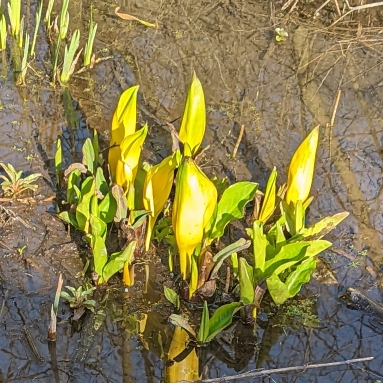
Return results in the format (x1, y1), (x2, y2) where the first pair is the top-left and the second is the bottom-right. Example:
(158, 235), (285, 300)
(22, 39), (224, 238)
(1, 0), (383, 382)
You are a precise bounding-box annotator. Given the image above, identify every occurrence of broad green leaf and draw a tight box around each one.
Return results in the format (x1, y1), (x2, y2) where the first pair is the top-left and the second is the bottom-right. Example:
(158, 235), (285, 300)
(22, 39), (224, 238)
(285, 257), (317, 297)
(258, 167), (277, 223)
(206, 181), (258, 241)
(66, 169), (81, 205)
(92, 235), (108, 277)
(58, 211), (79, 229)
(164, 287), (180, 309)
(263, 242), (309, 279)
(90, 214), (107, 240)
(112, 184), (128, 222)
(82, 138), (95, 175)
(239, 257), (254, 304)
(98, 192), (117, 223)
(210, 238), (251, 279)
(90, 195), (99, 217)
(206, 302), (242, 342)
(304, 240), (332, 258)
(252, 221), (268, 281)
(169, 314), (197, 339)
(302, 212), (349, 240)
(101, 241), (136, 283)
(197, 301), (210, 343)
(76, 177), (95, 232)
(179, 73), (205, 157)
(95, 167), (108, 196)
(266, 274), (290, 305)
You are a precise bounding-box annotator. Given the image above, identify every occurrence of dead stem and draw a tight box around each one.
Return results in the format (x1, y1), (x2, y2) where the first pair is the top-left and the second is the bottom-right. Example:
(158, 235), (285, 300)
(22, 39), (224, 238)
(330, 1), (383, 27)
(328, 89), (342, 161)
(183, 357), (374, 383)
(231, 124), (245, 159)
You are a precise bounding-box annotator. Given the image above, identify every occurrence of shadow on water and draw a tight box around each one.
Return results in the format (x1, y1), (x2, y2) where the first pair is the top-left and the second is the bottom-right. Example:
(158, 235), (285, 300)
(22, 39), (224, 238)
(1, 0), (383, 382)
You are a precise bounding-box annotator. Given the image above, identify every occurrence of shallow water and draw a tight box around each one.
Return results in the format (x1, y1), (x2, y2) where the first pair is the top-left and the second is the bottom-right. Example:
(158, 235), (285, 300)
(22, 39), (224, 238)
(1, 0), (383, 382)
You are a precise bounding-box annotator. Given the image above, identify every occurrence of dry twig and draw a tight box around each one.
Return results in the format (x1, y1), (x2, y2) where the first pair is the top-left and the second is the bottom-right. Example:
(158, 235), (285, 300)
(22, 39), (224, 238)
(177, 357), (374, 383)
(330, 1), (383, 27)
(232, 125), (245, 158)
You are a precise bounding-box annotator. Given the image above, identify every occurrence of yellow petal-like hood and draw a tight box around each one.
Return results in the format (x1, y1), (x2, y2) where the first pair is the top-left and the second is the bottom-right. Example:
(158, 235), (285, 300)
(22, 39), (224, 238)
(285, 126), (319, 205)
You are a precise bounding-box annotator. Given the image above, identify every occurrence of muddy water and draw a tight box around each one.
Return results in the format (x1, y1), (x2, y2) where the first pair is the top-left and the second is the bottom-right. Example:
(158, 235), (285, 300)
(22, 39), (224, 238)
(1, 0), (383, 382)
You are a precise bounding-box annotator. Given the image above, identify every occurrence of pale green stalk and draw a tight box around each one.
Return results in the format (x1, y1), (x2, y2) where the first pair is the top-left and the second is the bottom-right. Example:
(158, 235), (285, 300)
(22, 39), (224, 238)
(0, 15), (6, 51)
(30, 1), (43, 57)
(7, 0), (21, 37)
(44, 0), (55, 29)
(17, 16), (24, 48)
(18, 32), (29, 84)
(59, 0), (69, 40)
(54, 138), (62, 186)
(60, 29), (80, 84)
(84, 16), (97, 67)
(52, 38), (61, 82)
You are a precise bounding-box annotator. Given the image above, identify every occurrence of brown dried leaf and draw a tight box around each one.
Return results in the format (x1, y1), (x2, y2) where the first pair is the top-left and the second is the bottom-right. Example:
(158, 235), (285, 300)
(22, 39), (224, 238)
(114, 7), (156, 28)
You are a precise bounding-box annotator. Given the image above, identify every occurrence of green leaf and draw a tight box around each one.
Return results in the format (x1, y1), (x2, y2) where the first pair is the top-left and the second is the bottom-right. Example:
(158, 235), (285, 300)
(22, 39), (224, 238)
(92, 235), (108, 277)
(258, 167), (277, 223)
(302, 212), (349, 240)
(239, 258), (254, 304)
(197, 301), (210, 343)
(164, 287), (180, 309)
(95, 167), (108, 196)
(101, 241), (136, 283)
(169, 314), (197, 339)
(266, 274), (290, 305)
(82, 138), (95, 175)
(231, 252), (238, 278)
(285, 257), (317, 297)
(112, 184), (128, 221)
(59, 211), (79, 229)
(263, 243), (309, 279)
(90, 214), (107, 240)
(55, 138), (63, 175)
(23, 172), (42, 183)
(206, 302), (242, 342)
(66, 169), (81, 205)
(76, 177), (95, 232)
(210, 238), (251, 279)
(98, 192), (117, 223)
(206, 181), (258, 241)
(304, 240), (332, 258)
(92, 130), (101, 165)
(252, 221), (268, 281)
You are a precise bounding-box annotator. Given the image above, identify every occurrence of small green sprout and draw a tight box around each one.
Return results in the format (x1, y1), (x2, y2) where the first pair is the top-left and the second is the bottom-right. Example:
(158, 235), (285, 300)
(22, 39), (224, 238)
(60, 285), (96, 311)
(0, 163), (41, 198)
(275, 27), (288, 42)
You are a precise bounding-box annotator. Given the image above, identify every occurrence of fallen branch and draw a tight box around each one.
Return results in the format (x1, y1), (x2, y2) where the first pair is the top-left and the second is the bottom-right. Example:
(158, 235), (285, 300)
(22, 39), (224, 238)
(178, 357), (374, 383)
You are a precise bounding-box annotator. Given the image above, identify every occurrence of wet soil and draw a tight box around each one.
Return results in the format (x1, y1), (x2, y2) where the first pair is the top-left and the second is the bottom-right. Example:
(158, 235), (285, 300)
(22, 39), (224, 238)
(1, 0), (383, 382)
